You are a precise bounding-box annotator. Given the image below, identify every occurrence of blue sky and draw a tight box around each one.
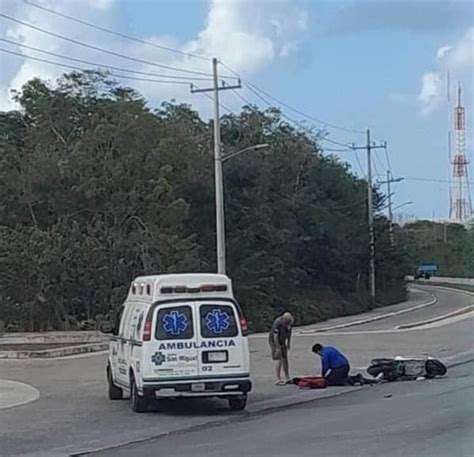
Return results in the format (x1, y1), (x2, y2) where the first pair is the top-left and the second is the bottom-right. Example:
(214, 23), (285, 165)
(1, 0), (473, 220)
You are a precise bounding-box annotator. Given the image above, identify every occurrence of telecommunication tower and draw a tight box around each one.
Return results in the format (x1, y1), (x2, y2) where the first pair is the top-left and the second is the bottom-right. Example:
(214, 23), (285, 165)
(449, 83), (472, 222)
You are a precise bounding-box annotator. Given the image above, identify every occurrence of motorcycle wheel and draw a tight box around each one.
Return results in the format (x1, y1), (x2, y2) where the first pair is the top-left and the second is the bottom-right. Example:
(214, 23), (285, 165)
(425, 359), (447, 377)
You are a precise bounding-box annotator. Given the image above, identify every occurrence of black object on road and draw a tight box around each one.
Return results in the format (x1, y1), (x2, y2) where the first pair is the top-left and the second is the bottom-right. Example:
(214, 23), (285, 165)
(367, 356), (447, 382)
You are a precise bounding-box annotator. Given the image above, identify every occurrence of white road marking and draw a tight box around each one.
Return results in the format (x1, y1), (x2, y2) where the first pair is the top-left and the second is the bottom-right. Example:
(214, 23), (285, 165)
(405, 311), (474, 330)
(292, 312), (474, 336)
(298, 291), (437, 333)
(251, 287), (473, 338)
(0, 380), (40, 409)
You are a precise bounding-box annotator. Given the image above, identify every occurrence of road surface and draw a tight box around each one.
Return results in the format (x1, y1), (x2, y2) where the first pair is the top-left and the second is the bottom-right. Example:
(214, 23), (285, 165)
(0, 285), (472, 456)
(92, 361), (474, 457)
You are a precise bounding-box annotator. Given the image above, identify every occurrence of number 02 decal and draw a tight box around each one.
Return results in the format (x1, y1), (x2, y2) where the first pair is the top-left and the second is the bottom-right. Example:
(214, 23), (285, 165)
(202, 366), (213, 372)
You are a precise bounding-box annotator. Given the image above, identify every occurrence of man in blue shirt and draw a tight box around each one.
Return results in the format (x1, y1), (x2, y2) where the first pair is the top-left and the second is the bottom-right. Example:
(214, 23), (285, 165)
(312, 343), (350, 386)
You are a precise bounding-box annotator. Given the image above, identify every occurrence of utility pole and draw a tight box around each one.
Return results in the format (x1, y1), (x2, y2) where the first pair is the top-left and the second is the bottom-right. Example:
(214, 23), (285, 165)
(352, 129), (387, 304)
(190, 58), (241, 274)
(378, 171), (404, 245)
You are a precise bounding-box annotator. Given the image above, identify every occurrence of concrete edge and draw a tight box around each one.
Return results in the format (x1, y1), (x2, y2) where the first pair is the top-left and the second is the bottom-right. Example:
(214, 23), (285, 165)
(299, 291), (437, 333)
(409, 283), (474, 297)
(444, 350), (474, 368)
(70, 386), (363, 456)
(0, 342), (109, 359)
(395, 305), (474, 329)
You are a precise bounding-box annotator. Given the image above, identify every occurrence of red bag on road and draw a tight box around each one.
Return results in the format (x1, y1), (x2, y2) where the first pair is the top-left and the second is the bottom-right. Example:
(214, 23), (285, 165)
(293, 376), (327, 389)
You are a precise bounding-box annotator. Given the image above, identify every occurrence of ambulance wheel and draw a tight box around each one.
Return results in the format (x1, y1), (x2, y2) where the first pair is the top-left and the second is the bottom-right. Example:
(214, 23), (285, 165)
(130, 375), (148, 413)
(228, 395), (247, 411)
(107, 366), (123, 400)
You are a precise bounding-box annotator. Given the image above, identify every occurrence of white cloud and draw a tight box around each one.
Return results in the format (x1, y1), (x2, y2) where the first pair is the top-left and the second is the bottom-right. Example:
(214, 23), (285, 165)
(418, 72), (442, 114)
(279, 42), (299, 58)
(93, 0), (115, 10)
(0, 0), (308, 113)
(436, 46), (452, 59)
(418, 27), (474, 114)
(0, 0), (121, 110)
(444, 27), (474, 69)
(297, 11), (308, 31)
(271, 19), (282, 36)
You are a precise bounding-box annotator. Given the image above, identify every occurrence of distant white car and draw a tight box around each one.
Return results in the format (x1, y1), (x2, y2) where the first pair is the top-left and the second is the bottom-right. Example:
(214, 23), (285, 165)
(101, 273), (251, 412)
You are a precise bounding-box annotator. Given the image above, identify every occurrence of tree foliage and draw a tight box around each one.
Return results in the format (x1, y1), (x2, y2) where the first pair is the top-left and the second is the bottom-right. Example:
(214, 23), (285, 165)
(399, 220), (473, 277)
(0, 71), (407, 332)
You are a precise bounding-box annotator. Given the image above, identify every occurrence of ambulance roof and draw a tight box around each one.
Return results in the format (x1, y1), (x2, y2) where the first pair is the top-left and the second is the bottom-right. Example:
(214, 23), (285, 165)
(127, 273), (233, 302)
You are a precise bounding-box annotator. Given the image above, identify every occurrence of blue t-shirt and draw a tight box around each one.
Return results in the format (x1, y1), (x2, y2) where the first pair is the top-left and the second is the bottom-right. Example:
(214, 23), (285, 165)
(320, 346), (349, 375)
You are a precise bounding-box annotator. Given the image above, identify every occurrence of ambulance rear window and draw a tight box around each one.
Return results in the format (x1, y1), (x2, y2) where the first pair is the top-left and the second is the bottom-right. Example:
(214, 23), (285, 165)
(155, 306), (194, 340)
(200, 304), (238, 338)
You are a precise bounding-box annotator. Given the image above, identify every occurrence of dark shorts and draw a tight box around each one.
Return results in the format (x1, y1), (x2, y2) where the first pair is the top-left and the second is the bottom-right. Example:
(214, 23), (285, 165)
(269, 336), (288, 361)
(325, 364), (350, 386)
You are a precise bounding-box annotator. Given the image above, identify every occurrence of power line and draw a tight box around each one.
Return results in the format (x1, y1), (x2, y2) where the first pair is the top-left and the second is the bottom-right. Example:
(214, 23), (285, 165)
(373, 150), (385, 177)
(0, 37), (213, 81)
(0, 48), (191, 85)
(0, 13), (217, 77)
(243, 82), (353, 149)
(218, 61), (370, 179)
(331, 197), (367, 211)
(324, 147), (354, 152)
(197, 89), (234, 115)
(384, 144), (393, 175)
(248, 80), (364, 135)
(233, 86), (366, 176)
(22, 0), (210, 62)
(219, 60), (365, 135)
(405, 176), (474, 185)
(231, 88), (256, 108)
(353, 150), (366, 176)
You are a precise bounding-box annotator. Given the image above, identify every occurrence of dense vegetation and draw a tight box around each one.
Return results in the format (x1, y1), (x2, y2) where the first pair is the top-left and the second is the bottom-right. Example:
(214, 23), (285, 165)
(0, 71), (409, 332)
(399, 220), (473, 277)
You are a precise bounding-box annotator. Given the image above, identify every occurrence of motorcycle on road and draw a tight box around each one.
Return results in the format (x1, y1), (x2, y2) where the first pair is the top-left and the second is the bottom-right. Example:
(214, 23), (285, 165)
(367, 356), (447, 382)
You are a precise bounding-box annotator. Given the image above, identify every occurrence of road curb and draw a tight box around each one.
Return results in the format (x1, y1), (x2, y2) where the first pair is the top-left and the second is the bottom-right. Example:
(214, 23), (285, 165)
(444, 350), (474, 368)
(0, 331), (104, 344)
(395, 305), (474, 329)
(0, 342), (109, 359)
(298, 291), (437, 333)
(413, 284), (474, 297)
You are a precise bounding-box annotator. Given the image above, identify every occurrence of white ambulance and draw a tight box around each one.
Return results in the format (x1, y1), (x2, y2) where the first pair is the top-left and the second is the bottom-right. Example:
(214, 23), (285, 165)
(102, 274), (251, 413)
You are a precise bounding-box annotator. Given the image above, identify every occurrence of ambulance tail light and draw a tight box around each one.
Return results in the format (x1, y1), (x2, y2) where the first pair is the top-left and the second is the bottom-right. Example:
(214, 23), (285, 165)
(143, 320), (152, 342)
(201, 284), (228, 292)
(239, 317), (249, 336)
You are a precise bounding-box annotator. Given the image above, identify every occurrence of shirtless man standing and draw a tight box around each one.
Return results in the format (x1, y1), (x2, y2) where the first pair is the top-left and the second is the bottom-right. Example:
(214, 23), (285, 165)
(269, 312), (294, 385)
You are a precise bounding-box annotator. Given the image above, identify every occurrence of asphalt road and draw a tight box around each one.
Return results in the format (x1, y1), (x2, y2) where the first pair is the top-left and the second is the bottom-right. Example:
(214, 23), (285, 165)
(94, 361), (474, 457)
(0, 285), (472, 456)
(347, 286), (472, 331)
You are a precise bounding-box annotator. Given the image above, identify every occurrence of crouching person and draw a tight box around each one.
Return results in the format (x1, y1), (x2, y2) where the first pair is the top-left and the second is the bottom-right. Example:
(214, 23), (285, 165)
(312, 343), (350, 386)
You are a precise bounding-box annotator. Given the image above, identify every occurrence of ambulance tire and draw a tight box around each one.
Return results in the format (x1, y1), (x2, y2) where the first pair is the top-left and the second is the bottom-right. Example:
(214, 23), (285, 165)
(130, 374), (148, 413)
(107, 366), (123, 400)
(228, 395), (247, 411)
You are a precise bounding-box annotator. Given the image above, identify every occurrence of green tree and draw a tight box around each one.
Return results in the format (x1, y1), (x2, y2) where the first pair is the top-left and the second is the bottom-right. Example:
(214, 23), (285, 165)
(0, 71), (408, 332)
